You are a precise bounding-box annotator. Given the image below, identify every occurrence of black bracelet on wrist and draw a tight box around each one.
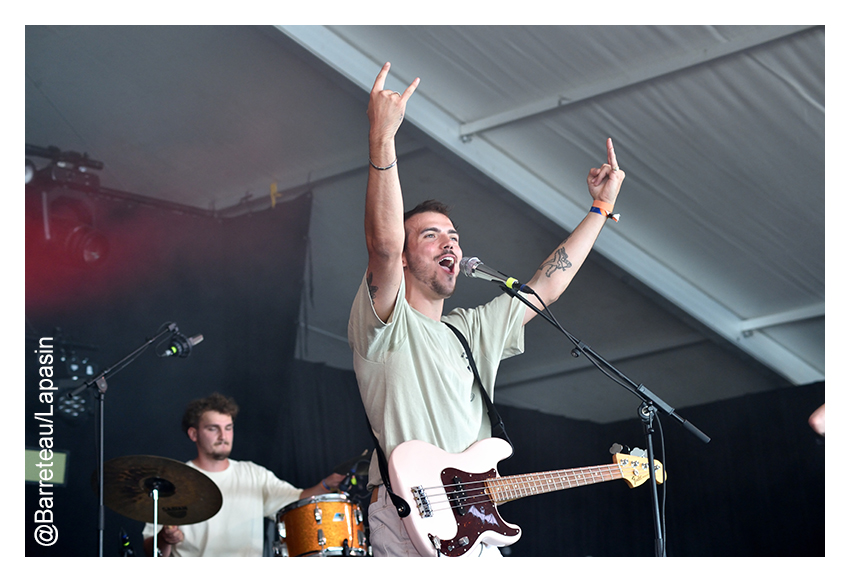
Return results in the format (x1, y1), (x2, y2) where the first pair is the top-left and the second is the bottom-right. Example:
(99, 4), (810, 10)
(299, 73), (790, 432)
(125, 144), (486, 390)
(369, 157), (397, 171)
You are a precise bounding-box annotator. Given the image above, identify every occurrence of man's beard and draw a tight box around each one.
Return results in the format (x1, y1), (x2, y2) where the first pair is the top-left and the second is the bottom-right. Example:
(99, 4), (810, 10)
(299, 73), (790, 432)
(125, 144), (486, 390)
(210, 443), (231, 461)
(407, 255), (455, 299)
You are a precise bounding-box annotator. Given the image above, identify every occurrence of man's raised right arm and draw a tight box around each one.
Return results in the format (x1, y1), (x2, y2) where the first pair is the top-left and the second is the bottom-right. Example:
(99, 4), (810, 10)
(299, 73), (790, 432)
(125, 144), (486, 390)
(363, 62), (419, 322)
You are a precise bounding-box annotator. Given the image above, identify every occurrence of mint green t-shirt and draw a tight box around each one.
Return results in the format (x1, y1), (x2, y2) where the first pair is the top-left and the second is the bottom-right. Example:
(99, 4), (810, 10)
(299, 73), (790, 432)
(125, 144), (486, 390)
(348, 273), (526, 488)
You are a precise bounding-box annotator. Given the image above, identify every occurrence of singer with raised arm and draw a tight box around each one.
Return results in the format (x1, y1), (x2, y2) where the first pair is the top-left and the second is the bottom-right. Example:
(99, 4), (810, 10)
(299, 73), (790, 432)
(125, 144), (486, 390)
(348, 62), (625, 557)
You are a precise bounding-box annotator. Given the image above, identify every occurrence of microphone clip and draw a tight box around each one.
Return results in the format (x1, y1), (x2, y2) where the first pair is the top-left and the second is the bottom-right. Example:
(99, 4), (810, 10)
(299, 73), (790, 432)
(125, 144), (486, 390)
(159, 329), (203, 358)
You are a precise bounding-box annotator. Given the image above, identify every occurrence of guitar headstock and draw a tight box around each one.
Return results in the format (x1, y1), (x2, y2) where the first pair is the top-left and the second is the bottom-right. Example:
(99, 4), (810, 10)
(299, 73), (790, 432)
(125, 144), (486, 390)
(613, 452), (665, 488)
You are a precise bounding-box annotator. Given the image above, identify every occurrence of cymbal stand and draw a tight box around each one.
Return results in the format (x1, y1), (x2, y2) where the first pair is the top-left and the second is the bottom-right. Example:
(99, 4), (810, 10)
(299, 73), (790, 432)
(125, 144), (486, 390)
(152, 487), (159, 557)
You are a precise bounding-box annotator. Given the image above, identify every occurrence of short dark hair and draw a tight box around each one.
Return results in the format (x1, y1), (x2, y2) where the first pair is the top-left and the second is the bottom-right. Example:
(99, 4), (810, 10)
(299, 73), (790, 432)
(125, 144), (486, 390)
(402, 200), (454, 249)
(181, 392), (239, 435)
(403, 199), (452, 223)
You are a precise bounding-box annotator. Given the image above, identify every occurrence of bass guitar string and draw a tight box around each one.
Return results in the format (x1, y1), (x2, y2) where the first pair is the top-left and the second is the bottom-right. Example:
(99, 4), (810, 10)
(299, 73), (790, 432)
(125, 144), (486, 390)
(413, 463), (627, 515)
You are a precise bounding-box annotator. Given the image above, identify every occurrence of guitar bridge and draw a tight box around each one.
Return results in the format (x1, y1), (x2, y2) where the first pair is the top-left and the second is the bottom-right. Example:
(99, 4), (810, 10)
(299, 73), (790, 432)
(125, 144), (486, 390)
(412, 485), (432, 518)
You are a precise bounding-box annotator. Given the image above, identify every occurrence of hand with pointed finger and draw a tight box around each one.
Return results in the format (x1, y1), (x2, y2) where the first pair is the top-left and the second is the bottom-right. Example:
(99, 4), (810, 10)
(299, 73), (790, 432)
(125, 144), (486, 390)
(587, 137), (625, 206)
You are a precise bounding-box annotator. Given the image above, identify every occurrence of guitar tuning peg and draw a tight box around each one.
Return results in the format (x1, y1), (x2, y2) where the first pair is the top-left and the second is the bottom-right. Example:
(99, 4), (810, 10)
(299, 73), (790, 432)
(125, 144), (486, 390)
(609, 443), (629, 455)
(631, 447), (647, 458)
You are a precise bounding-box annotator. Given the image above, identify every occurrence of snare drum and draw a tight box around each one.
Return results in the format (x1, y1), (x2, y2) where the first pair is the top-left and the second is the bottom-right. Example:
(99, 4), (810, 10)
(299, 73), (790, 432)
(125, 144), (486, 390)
(276, 493), (367, 556)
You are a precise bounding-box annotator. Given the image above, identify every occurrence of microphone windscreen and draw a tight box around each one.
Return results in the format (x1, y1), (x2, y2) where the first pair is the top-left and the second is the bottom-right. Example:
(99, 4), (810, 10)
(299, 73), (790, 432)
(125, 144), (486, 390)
(459, 256), (480, 277)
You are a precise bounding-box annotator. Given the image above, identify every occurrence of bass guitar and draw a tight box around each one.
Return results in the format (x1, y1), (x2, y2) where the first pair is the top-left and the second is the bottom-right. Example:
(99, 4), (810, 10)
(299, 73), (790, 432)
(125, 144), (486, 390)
(387, 437), (664, 557)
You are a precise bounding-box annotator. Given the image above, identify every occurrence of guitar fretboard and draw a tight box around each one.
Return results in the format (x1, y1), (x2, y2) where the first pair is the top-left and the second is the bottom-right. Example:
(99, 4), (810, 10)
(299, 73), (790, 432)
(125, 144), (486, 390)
(487, 463), (623, 504)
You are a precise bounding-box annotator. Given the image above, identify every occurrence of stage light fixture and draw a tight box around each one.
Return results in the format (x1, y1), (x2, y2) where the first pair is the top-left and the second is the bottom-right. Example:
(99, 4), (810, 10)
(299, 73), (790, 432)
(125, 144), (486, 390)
(26, 144), (103, 191)
(45, 195), (110, 267)
(62, 352), (97, 382)
(55, 351), (98, 424)
(26, 145), (110, 267)
(57, 389), (94, 422)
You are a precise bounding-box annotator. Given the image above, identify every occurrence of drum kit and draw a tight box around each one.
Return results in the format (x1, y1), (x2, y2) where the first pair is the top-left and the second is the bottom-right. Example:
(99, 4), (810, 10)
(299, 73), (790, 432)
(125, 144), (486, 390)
(99, 451), (373, 557)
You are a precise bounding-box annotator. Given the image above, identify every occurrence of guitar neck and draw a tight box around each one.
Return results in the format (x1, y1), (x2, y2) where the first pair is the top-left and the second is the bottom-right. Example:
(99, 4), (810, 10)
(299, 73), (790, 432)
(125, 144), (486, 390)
(487, 463), (623, 504)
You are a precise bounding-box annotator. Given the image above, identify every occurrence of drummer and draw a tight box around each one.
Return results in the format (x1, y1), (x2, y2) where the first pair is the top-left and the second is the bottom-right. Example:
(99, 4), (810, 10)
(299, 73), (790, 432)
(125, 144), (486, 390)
(142, 392), (344, 557)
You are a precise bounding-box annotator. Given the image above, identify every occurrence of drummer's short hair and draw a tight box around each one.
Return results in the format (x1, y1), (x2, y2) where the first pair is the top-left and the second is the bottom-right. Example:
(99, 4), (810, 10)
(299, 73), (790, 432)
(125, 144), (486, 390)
(182, 392), (239, 434)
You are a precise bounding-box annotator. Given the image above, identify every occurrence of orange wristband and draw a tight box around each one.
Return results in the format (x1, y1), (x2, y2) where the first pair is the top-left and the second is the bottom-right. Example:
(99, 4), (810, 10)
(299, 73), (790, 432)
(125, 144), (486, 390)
(592, 200), (614, 214)
(590, 201), (620, 223)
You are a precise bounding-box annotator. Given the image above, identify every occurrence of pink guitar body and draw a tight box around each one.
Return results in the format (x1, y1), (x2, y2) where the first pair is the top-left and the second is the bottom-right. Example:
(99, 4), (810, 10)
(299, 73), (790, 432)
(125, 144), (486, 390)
(387, 438), (519, 557)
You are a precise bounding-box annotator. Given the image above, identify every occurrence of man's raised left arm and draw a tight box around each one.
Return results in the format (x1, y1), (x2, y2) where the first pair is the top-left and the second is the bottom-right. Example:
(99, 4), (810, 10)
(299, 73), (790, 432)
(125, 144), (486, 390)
(522, 137), (625, 325)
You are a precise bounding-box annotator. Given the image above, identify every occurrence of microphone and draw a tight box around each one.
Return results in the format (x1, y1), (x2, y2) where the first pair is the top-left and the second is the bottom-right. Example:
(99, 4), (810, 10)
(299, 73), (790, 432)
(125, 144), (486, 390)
(160, 332), (203, 358)
(459, 257), (531, 292)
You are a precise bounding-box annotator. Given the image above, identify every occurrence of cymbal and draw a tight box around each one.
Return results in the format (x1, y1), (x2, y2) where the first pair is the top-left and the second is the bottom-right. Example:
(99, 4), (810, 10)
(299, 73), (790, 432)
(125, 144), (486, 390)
(333, 449), (371, 476)
(96, 455), (222, 525)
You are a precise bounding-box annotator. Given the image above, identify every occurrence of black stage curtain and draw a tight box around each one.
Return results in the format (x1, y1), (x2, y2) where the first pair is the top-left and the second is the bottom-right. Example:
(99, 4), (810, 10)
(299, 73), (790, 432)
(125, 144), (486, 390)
(271, 360), (374, 504)
(24, 189), (312, 556)
(497, 381), (825, 557)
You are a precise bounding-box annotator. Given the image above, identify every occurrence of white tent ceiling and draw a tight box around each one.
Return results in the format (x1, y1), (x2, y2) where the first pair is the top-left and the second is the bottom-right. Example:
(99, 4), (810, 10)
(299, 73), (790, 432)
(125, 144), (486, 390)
(25, 25), (825, 424)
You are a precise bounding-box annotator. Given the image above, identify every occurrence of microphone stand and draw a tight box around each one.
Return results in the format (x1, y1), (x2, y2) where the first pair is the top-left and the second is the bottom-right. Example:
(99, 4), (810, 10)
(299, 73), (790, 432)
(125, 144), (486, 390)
(68, 322), (178, 557)
(498, 284), (709, 557)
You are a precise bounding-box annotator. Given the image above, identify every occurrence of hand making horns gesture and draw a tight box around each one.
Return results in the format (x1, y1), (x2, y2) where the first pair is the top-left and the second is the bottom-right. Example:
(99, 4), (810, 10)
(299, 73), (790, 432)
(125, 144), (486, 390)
(587, 137), (625, 207)
(368, 62), (420, 147)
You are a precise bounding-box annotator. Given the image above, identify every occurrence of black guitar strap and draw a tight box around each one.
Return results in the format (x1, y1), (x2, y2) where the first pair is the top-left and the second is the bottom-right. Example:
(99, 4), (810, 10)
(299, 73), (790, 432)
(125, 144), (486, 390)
(364, 321), (513, 517)
(366, 422), (411, 518)
(444, 322), (513, 451)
